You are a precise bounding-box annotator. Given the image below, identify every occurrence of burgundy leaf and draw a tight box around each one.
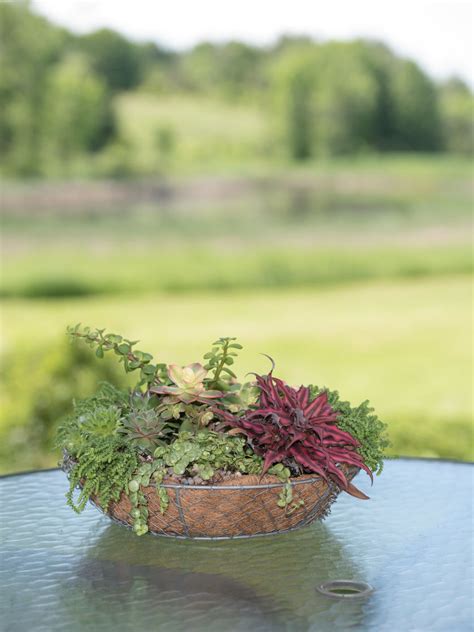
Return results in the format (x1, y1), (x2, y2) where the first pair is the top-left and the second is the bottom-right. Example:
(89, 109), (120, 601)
(262, 450), (282, 474)
(297, 385), (310, 408)
(345, 482), (370, 500)
(303, 391), (329, 418)
(213, 371), (373, 499)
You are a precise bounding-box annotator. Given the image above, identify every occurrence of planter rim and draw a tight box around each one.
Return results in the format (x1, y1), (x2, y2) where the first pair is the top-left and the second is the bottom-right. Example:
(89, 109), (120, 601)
(158, 474), (335, 490)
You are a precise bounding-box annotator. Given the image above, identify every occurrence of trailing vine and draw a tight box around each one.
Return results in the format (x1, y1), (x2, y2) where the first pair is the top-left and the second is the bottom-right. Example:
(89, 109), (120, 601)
(67, 325), (169, 386)
(269, 463), (305, 515)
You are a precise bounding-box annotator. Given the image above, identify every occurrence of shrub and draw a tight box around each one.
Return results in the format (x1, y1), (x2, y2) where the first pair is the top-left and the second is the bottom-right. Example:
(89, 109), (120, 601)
(0, 340), (127, 473)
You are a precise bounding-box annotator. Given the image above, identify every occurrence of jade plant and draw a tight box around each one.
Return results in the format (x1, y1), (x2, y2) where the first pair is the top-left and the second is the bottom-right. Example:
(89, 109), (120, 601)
(58, 325), (389, 536)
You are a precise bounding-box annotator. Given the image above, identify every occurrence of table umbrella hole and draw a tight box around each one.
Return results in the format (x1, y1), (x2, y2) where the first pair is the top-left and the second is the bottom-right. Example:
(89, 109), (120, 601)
(317, 580), (374, 599)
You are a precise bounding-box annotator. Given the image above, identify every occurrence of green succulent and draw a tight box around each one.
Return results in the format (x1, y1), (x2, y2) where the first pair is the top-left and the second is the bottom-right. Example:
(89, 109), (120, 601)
(153, 430), (264, 480)
(150, 363), (223, 404)
(223, 381), (260, 412)
(157, 402), (186, 420)
(177, 405), (215, 433)
(202, 337), (240, 384)
(119, 396), (178, 450)
(157, 439), (202, 475)
(57, 404), (121, 455)
(80, 406), (121, 437)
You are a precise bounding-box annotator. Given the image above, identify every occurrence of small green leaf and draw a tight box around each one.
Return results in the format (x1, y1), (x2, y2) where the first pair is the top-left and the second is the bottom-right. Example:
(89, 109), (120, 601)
(106, 334), (122, 344)
(128, 480), (140, 493)
(222, 367), (237, 378)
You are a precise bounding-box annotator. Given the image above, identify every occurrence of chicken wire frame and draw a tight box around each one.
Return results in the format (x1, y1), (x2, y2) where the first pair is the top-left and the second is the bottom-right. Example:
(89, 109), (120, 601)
(84, 472), (355, 541)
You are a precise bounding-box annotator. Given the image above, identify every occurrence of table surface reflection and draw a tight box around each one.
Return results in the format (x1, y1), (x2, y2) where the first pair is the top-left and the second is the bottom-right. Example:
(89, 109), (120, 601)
(1, 458), (472, 632)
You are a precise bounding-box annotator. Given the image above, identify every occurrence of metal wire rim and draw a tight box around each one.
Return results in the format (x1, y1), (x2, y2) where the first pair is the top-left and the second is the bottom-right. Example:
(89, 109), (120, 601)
(158, 476), (329, 490)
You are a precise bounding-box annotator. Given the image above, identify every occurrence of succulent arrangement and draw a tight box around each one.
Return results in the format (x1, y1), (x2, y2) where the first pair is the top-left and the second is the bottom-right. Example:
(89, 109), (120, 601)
(58, 325), (389, 536)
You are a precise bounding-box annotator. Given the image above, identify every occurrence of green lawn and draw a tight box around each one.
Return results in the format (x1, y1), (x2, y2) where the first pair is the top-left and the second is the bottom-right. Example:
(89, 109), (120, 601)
(2, 275), (472, 463)
(2, 153), (472, 299)
(1, 155), (472, 469)
(1, 244), (471, 299)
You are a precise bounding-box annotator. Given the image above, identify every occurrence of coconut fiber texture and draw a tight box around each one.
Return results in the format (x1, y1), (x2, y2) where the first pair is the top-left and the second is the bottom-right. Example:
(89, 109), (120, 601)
(87, 466), (359, 539)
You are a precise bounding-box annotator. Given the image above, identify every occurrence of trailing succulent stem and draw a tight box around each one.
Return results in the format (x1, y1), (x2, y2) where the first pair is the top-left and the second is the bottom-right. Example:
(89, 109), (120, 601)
(67, 324), (168, 386)
(127, 460), (169, 535)
(269, 463), (305, 514)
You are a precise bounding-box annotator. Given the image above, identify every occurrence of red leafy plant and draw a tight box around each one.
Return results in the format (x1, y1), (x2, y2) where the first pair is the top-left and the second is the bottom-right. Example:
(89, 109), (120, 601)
(215, 365), (373, 499)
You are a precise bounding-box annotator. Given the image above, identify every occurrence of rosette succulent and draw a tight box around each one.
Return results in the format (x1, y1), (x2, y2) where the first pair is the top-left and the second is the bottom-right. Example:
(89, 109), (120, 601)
(214, 369), (373, 499)
(150, 363), (223, 404)
(119, 396), (177, 450)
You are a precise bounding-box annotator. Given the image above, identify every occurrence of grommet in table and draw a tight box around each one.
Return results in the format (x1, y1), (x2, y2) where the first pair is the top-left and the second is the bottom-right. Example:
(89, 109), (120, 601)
(316, 580), (374, 599)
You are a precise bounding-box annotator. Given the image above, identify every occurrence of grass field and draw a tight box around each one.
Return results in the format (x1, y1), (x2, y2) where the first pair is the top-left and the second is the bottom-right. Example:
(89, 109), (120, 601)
(1, 276), (472, 464)
(1, 155), (472, 471)
(0, 245), (471, 299)
(2, 154), (472, 299)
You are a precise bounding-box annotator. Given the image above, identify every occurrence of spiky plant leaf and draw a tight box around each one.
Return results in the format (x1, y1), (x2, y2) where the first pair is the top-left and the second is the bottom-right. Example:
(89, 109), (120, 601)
(214, 371), (373, 499)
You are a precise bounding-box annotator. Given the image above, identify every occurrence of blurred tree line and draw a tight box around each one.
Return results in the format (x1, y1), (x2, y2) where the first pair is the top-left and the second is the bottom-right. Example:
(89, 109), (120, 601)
(0, 1), (472, 177)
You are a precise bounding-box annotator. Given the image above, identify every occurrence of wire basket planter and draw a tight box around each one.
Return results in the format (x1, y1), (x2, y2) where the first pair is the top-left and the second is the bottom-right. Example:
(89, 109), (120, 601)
(64, 459), (359, 539)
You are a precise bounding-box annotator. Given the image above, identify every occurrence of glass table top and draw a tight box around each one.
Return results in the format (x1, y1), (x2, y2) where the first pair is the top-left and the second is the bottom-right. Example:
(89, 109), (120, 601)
(1, 458), (472, 631)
